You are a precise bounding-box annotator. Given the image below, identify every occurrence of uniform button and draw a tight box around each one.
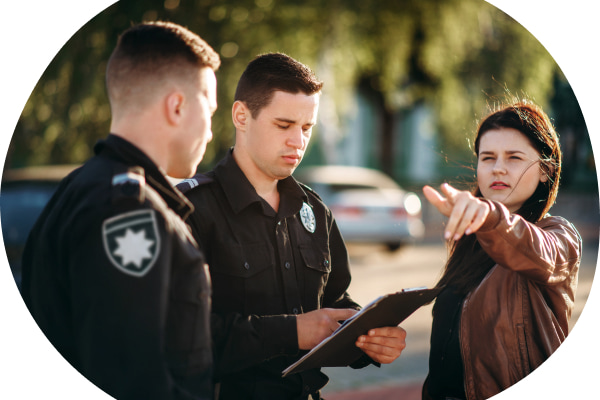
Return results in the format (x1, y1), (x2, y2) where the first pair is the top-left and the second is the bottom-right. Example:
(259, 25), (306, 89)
(284, 262), (291, 269)
(293, 308), (299, 314)
(323, 260), (329, 267)
(244, 262), (250, 270)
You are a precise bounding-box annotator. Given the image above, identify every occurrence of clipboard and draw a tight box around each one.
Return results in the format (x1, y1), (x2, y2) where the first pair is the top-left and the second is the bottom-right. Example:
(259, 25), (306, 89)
(282, 286), (442, 377)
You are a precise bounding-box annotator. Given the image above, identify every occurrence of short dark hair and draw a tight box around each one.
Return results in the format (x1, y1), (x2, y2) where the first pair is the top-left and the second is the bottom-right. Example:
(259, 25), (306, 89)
(234, 52), (323, 117)
(436, 100), (563, 296)
(106, 21), (220, 108)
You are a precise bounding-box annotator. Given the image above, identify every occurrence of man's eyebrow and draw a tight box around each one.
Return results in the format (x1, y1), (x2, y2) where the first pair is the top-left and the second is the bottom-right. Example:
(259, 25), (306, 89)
(274, 117), (295, 124)
(273, 117), (316, 127)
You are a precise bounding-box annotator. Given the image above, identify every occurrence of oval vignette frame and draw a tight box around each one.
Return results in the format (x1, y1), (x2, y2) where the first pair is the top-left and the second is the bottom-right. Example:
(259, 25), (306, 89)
(0, 1), (598, 399)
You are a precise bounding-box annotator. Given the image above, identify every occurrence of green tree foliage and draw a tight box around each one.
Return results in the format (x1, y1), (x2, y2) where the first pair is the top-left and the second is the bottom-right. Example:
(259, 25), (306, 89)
(7, 0), (575, 171)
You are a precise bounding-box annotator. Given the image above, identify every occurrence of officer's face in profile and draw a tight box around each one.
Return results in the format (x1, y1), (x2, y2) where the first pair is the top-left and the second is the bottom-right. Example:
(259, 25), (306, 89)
(171, 67), (218, 178)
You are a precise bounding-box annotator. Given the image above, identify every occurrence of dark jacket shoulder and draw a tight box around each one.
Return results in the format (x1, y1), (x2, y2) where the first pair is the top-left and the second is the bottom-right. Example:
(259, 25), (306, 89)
(176, 173), (214, 194)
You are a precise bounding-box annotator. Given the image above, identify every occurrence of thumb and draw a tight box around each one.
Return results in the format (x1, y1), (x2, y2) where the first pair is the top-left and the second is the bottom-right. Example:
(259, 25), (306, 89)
(328, 308), (358, 321)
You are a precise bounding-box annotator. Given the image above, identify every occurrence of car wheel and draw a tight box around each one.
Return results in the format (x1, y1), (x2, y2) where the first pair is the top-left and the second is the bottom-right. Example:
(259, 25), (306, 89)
(385, 242), (402, 252)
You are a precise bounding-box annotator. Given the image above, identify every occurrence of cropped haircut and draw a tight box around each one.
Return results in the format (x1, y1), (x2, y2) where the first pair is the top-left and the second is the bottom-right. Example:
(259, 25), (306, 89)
(234, 52), (323, 118)
(106, 21), (220, 108)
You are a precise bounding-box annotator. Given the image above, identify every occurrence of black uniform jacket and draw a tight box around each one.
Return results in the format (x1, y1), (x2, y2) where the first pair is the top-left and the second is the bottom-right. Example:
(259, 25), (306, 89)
(21, 135), (213, 400)
(177, 150), (367, 400)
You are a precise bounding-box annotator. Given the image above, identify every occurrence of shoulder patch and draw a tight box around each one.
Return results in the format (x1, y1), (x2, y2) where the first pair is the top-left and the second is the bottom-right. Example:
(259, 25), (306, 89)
(176, 173), (213, 193)
(102, 209), (160, 277)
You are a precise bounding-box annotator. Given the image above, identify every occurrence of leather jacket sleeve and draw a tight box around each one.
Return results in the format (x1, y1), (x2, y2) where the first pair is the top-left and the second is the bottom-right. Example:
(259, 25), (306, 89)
(476, 200), (581, 284)
(461, 200), (581, 400)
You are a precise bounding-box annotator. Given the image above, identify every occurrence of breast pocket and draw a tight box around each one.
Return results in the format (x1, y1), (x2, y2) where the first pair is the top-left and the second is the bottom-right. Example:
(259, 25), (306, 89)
(298, 244), (332, 308)
(298, 244), (332, 274)
(211, 242), (277, 315)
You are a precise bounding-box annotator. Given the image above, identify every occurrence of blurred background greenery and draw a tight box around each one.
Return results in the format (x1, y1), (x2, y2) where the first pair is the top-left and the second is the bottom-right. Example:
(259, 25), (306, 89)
(6, 0), (595, 191)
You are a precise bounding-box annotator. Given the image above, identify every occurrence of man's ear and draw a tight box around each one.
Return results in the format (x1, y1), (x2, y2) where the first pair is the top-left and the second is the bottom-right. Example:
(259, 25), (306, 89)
(165, 91), (185, 126)
(232, 100), (249, 131)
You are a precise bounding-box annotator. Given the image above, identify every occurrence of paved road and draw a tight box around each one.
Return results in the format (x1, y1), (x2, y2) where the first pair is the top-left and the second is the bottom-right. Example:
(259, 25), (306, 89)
(319, 237), (598, 398)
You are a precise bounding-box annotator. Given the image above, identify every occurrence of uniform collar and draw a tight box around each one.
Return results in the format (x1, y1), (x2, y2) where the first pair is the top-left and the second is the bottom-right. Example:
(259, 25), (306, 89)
(95, 134), (195, 219)
(214, 148), (308, 218)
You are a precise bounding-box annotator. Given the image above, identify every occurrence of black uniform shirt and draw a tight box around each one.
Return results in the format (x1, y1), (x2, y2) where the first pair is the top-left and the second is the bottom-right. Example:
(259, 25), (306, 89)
(178, 150), (364, 400)
(21, 134), (213, 400)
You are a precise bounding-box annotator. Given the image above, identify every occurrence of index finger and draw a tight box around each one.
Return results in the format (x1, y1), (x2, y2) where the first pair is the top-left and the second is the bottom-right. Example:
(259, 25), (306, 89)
(439, 183), (461, 203)
(423, 185), (452, 217)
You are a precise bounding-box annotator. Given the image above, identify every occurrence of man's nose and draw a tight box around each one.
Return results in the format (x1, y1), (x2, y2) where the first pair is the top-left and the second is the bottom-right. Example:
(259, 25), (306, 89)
(287, 127), (304, 149)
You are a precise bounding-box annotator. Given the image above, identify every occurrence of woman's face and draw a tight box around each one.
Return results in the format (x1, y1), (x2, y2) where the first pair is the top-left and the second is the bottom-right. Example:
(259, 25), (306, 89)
(477, 127), (547, 212)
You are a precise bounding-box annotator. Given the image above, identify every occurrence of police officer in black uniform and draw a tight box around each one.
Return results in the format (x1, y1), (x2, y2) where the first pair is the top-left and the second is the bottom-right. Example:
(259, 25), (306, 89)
(21, 22), (220, 400)
(177, 53), (407, 400)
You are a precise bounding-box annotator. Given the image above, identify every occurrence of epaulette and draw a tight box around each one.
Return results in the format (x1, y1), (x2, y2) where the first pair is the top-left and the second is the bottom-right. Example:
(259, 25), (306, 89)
(111, 166), (145, 205)
(297, 181), (323, 201)
(176, 173), (214, 194)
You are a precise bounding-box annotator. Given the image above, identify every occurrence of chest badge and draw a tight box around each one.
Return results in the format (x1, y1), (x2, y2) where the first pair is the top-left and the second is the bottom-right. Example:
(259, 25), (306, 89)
(300, 202), (316, 233)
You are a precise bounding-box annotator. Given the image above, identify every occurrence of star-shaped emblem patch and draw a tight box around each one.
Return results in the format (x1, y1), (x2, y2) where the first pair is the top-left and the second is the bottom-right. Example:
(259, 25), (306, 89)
(113, 228), (155, 270)
(102, 210), (160, 277)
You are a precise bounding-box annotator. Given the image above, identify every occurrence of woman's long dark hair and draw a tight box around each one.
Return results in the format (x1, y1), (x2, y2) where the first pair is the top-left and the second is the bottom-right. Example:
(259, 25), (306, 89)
(435, 100), (562, 295)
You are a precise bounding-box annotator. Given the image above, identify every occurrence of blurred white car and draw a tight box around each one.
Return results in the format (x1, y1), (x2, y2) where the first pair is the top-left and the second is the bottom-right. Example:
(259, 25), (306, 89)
(295, 165), (424, 251)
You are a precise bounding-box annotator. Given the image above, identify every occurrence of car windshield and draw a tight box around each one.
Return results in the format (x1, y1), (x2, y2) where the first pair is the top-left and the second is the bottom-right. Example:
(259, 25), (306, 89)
(0, 183), (58, 245)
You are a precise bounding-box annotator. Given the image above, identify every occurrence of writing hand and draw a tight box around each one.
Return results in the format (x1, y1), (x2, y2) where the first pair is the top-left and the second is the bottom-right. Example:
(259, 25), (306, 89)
(296, 308), (358, 350)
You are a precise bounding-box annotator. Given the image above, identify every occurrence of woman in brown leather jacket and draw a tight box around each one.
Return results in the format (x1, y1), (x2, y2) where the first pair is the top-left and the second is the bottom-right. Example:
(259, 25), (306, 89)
(421, 100), (581, 400)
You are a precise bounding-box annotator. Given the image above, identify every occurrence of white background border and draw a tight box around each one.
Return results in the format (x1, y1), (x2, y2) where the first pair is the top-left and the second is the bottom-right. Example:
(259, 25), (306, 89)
(1, 1), (597, 398)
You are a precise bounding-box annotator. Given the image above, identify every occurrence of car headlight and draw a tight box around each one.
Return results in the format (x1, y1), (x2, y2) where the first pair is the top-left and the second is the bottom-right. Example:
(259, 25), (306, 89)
(403, 193), (422, 216)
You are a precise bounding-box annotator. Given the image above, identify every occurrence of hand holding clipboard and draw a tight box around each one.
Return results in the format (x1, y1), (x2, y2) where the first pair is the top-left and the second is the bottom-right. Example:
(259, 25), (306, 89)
(282, 286), (442, 377)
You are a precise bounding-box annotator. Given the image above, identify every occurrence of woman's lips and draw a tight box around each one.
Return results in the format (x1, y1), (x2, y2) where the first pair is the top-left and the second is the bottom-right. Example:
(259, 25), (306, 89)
(490, 181), (510, 190)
